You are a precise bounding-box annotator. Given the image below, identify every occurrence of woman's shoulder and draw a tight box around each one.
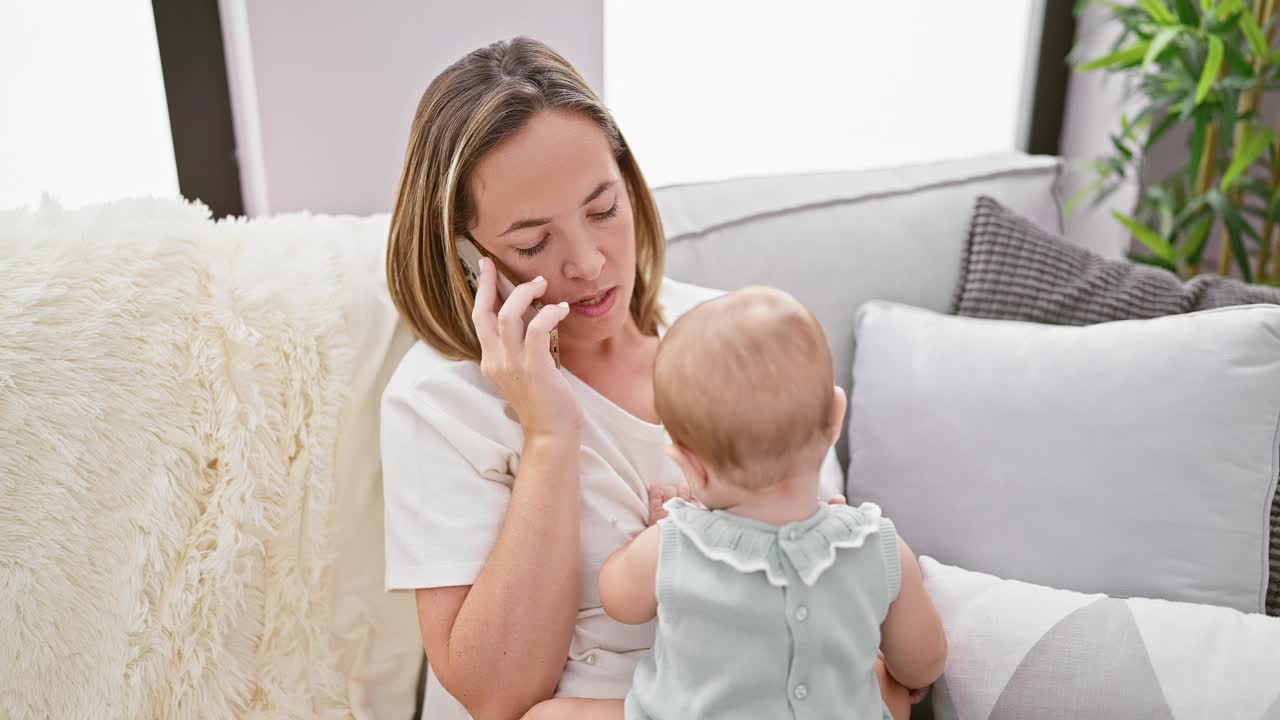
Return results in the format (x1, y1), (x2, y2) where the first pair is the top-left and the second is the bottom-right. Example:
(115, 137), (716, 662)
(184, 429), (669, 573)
(383, 340), (494, 404)
(381, 341), (518, 441)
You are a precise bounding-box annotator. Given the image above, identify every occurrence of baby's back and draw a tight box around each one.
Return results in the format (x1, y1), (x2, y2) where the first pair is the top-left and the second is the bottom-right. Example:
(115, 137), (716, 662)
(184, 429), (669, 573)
(627, 500), (900, 720)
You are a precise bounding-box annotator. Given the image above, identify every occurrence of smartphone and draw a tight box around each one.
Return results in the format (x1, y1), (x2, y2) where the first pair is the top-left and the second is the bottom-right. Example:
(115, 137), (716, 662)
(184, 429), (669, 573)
(455, 236), (561, 368)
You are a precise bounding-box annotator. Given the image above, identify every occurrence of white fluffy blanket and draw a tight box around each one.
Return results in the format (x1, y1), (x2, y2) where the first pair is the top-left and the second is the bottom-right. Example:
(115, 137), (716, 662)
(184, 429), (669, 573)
(0, 199), (355, 718)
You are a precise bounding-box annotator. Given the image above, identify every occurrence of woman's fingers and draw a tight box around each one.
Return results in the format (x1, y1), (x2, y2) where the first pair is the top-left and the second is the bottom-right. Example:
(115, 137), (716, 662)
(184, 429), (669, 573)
(525, 301), (570, 366)
(470, 257), (500, 352)
(497, 275), (548, 354)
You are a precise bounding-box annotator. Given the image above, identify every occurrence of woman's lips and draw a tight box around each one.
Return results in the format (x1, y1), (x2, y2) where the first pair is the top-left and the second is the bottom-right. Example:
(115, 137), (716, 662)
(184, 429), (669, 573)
(569, 287), (617, 318)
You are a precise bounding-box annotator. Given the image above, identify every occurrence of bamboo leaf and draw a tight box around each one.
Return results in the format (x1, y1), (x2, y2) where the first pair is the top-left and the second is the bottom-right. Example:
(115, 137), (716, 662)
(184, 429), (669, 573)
(1185, 214), (1215, 268)
(1227, 223), (1256, 280)
(1210, 190), (1263, 243)
(1114, 211), (1176, 261)
(1196, 35), (1223, 104)
(1189, 113), (1209, 185)
(1240, 10), (1270, 60)
(1139, 0), (1178, 23)
(1173, 0), (1201, 24)
(1201, 0), (1214, 13)
(1220, 39), (1256, 77)
(1205, 189), (1258, 280)
(1144, 26), (1184, 67)
(1221, 127), (1273, 190)
(1081, 41), (1153, 71)
(1131, 252), (1181, 272)
(1171, 197), (1211, 234)
(1214, 0), (1244, 21)
(1065, 178), (1106, 216)
(1144, 111), (1182, 150)
(1111, 133), (1135, 160)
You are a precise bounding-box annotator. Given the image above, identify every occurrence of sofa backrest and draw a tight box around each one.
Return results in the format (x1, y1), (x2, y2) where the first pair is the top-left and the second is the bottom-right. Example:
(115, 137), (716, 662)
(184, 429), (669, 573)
(653, 152), (1064, 467)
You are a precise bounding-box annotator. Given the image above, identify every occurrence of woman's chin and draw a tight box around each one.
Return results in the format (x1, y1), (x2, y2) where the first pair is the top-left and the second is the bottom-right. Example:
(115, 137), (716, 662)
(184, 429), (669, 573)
(559, 294), (634, 347)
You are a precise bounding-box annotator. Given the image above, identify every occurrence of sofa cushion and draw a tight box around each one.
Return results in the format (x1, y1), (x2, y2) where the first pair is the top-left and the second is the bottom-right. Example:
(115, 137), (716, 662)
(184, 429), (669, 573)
(655, 152), (1063, 467)
(921, 557), (1280, 720)
(847, 301), (1280, 614)
(952, 195), (1280, 323)
(950, 196), (1280, 616)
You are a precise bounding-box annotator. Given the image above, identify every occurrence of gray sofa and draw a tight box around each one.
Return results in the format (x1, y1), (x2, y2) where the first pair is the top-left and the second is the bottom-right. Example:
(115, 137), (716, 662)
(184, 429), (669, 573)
(16, 151), (1276, 718)
(0, 153), (1061, 718)
(655, 152), (1062, 468)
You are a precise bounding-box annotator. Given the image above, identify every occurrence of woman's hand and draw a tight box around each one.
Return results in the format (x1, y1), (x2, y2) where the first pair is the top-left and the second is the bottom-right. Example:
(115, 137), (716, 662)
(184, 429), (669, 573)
(472, 257), (582, 442)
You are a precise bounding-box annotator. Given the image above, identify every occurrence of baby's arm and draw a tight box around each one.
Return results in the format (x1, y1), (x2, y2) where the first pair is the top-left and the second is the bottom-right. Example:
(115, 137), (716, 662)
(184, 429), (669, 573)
(880, 537), (948, 690)
(597, 524), (661, 624)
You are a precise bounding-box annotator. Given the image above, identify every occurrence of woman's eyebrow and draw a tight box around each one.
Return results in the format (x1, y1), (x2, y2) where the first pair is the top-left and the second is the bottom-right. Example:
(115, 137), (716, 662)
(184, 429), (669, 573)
(498, 180), (618, 238)
(579, 179), (616, 207)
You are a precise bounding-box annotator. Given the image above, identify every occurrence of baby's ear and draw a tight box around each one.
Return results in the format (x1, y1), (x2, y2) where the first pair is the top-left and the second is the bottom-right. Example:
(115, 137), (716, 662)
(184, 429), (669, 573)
(665, 442), (708, 489)
(829, 385), (848, 446)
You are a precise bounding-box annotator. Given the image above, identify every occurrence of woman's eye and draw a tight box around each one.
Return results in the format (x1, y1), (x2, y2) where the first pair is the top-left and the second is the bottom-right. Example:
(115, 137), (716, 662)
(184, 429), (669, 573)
(516, 236), (549, 257)
(590, 202), (618, 221)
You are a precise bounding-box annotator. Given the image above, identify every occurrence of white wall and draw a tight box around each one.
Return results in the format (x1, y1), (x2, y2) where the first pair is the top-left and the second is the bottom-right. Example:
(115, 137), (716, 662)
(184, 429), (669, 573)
(604, 0), (1039, 188)
(219, 0), (603, 216)
(1058, 2), (1139, 258)
(0, 1), (178, 210)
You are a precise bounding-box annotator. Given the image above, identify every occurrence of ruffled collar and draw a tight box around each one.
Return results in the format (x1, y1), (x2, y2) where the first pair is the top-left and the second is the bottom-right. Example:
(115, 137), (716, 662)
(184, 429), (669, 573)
(663, 498), (885, 587)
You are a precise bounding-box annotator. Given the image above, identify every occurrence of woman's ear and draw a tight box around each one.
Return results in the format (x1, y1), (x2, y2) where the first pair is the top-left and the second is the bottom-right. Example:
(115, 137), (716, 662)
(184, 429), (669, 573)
(666, 442), (708, 491)
(829, 385), (848, 447)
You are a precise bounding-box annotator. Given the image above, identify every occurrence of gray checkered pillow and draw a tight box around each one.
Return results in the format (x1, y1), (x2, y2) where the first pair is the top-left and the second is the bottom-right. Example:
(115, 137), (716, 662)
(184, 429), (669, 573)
(950, 195), (1280, 617)
(951, 195), (1280, 323)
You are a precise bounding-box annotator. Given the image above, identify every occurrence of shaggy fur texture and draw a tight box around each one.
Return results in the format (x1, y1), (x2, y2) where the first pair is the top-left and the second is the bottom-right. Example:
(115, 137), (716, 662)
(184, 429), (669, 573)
(0, 198), (357, 718)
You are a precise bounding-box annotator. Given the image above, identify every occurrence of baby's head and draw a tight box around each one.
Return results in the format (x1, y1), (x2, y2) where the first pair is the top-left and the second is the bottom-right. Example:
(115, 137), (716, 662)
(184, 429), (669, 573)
(654, 287), (845, 508)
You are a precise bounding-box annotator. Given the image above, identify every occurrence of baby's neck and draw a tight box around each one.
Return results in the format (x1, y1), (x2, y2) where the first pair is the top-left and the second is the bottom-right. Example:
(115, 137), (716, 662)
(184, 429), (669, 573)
(721, 479), (822, 527)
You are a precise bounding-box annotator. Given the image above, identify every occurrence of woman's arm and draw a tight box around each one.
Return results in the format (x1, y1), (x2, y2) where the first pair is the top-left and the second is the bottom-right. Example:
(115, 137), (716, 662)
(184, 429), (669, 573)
(416, 259), (586, 720)
(417, 436), (582, 720)
(417, 430), (583, 717)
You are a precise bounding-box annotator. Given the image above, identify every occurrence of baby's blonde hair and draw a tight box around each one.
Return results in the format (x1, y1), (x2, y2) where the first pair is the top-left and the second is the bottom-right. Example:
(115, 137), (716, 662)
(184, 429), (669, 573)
(654, 287), (836, 490)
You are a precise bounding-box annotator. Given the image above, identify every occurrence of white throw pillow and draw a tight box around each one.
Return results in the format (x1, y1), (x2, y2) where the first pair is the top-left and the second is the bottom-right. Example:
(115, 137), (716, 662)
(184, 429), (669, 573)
(847, 301), (1280, 613)
(920, 557), (1280, 720)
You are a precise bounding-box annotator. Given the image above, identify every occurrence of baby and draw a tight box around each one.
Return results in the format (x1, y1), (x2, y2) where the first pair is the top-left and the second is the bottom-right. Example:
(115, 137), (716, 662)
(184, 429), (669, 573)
(525, 287), (947, 720)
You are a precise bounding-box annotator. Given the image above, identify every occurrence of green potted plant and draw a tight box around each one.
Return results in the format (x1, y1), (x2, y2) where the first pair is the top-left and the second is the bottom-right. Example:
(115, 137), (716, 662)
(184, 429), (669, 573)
(1073, 0), (1280, 283)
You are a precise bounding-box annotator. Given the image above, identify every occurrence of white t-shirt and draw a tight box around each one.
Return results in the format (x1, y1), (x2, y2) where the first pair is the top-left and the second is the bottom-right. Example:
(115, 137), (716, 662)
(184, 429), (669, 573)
(381, 277), (844, 719)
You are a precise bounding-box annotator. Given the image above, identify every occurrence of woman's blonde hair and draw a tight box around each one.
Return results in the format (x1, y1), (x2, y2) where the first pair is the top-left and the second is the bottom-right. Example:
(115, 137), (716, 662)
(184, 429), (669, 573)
(386, 37), (666, 361)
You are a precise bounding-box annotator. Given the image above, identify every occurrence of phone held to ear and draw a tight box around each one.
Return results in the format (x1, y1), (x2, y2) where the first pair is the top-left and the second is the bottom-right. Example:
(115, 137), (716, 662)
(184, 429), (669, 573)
(455, 236), (561, 368)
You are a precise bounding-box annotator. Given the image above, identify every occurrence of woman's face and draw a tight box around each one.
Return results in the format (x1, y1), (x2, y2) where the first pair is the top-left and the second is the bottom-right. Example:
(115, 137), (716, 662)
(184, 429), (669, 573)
(468, 110), (637, 348)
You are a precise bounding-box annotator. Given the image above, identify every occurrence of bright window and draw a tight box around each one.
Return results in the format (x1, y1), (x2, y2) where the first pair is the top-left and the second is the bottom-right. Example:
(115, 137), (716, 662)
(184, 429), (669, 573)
(604, 0), (1039, 188)
(0, 2), (179, 209)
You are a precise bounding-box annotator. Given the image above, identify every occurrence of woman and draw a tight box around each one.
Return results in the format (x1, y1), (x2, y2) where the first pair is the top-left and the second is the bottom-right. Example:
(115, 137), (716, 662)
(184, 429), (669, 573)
(381, 37), (906, 720)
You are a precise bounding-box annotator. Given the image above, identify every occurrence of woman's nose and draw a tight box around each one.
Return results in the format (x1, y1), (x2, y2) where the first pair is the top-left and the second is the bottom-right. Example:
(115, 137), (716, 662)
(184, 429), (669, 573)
(563, 227), (604, 281)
